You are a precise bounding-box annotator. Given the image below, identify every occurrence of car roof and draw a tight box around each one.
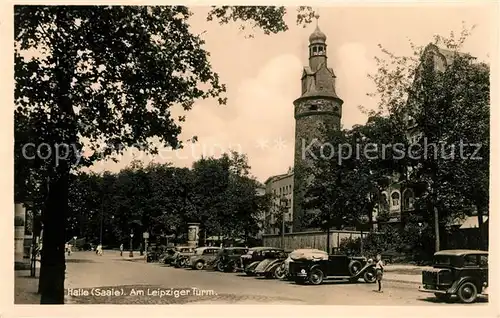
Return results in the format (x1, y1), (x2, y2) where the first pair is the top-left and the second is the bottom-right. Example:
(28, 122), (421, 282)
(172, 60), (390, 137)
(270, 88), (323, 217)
(196, 246), (221, 250)
(434, 249), (488, 256)
(224, 247), (247, 250)
(249, 246), (283, 251)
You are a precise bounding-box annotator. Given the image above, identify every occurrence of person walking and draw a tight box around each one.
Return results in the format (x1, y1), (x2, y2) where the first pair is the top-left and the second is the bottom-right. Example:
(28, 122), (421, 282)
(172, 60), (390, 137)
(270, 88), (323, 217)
(375, 254), (384, 293)
(120, 243), (124, 257)
(97, 244), (103, 256)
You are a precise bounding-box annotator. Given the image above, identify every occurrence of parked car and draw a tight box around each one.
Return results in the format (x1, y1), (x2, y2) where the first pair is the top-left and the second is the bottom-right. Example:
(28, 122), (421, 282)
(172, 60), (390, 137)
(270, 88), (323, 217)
(240, 247), (284, 276)
(189, 247), (221, 270)
(147, 244), (165, 263)
(288, 252), (376, 285)
(215, 247), (249, 272)
(159, 248), (177, 264)
(172, 246), (196, 268)
(283, 249), (329, 280)
(255, 250), (290, 279)
(418, 249), (488, 303)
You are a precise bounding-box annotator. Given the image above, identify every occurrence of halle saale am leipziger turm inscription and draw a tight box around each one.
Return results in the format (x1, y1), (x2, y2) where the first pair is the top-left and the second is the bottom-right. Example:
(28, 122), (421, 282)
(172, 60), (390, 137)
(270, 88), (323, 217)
(292, 22), (344, 232)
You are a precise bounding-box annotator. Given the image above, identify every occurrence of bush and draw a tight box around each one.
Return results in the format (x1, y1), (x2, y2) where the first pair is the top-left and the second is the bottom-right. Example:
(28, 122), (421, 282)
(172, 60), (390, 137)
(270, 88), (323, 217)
(14, 216), (25, 227)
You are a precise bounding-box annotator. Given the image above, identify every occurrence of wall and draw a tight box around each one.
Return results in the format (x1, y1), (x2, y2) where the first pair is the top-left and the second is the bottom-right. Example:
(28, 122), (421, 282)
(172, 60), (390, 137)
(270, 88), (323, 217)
(263, 230), (368, 252)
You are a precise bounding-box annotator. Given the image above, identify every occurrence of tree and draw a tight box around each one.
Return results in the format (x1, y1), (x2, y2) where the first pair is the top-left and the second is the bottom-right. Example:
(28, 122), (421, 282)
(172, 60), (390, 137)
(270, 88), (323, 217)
(367, 26), (489, 251)
(15, 5), (317, 303)
(302, 127), (375, 253)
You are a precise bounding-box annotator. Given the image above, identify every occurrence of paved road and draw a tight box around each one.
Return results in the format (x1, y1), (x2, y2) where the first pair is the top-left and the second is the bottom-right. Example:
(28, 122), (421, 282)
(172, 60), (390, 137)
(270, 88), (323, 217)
(64, 251), (487, 305)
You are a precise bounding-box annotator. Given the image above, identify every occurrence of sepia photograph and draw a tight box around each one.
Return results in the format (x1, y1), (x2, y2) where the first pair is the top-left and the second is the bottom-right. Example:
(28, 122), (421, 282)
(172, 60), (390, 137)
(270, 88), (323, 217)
(9, 2), (496, 312)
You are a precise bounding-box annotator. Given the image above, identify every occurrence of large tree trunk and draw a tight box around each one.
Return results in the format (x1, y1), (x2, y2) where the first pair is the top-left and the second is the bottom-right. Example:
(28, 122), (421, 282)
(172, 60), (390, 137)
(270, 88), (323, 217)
(39, 9), (76, 302)
(434, 206), (440, 252)
(326, 226), (331, 254)
(40, 166), (70, 304)
(477, 206), (487, 250)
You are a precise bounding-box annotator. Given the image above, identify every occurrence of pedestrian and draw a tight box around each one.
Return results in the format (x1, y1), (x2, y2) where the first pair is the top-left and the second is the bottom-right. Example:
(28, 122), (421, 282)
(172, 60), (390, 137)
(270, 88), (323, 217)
(97, 244), (103, 256)
(375, 254), (384, 293)
(120, 243), (124, 256)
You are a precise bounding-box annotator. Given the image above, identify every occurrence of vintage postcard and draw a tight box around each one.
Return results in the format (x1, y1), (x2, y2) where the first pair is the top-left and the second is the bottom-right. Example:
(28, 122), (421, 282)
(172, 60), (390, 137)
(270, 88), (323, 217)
(5, 1), (498, 318)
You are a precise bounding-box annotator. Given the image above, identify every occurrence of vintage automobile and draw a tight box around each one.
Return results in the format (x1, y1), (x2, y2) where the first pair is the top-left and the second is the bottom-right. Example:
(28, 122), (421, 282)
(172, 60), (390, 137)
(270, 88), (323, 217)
(215, 247), (249, 272)
(240, 247), (284, 276)
(418, 249), (488, 303)
(146, 244), (165, 263)
(254, 250), (291, 279)
(288, 252), (377, 285)
(189, 246), (221, 270)
(159, 247), (177, 264)
(282, 249), (329, 280)
(172, 246), (196, 268)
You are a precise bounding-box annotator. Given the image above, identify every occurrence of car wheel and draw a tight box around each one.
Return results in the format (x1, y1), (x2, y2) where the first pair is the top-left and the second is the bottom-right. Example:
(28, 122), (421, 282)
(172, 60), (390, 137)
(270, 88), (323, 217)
(217, 262), (225, 272)
(348, 260), (363, 276)
(434, 293), (451, 302)
(274, 265), (286, 280)
(363, 267), (377, 283)
(195, 261), (205, 270)
(308, 268), (324, 285)
(457, 282), (478, 303)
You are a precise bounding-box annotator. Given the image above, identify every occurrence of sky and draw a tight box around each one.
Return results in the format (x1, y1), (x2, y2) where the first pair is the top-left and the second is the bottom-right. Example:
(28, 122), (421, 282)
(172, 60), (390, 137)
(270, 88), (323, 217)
(88, 4), (494, 183)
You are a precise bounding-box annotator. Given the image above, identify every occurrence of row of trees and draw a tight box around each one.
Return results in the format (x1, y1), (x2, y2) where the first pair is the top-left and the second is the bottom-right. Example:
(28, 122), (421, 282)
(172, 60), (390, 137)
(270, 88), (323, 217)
(303, 28), (489, 256)
(66, 152), (269, 248)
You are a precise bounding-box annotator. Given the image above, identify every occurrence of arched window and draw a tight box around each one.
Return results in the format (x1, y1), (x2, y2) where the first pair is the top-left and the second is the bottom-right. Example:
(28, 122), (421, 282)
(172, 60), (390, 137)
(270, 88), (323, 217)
(380, 191), (389, 211)
(402, 189), (415, 210)
(391, 191), (400, 208)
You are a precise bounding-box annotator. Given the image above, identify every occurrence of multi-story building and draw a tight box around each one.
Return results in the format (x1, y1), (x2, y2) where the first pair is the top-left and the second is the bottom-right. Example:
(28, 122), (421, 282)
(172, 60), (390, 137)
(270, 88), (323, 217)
(372, 43), (477, 229)
(263, 168), (294, 234)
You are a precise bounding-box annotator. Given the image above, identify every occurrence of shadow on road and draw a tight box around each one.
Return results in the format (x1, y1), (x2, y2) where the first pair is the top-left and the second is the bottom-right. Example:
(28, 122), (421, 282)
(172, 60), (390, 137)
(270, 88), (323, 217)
(417, 296), (489, 304)
(66, 259), (96, 263)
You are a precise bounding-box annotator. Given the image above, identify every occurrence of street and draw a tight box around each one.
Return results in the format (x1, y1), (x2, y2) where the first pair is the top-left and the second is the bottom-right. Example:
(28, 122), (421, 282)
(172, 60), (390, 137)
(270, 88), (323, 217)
(61, 251), (487, 305)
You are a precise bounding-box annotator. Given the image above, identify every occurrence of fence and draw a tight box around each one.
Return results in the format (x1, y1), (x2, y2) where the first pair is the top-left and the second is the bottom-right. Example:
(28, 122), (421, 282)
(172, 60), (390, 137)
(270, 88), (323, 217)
(262, 230), (369, 253)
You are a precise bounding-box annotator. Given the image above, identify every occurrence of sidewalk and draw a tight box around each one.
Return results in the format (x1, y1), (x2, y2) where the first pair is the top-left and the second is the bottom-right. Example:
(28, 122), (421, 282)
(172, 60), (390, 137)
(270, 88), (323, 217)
(381, 264), (431, 285)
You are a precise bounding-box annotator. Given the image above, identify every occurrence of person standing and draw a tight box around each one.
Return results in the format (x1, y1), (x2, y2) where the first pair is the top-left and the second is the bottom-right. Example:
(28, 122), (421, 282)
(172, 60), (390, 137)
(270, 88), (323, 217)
(97, 244), (103, 256)
(120, 243), (124, 256)
(375, 254), (384, 293)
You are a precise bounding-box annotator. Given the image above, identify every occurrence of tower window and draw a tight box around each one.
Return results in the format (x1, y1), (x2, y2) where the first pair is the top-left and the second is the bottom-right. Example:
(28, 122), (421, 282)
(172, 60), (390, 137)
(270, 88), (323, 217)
(309, 105), (318, 111)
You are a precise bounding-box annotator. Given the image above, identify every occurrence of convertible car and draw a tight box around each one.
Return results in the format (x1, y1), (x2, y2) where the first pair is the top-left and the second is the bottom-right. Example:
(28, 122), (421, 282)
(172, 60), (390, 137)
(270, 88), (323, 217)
(288, 251), (377, 285)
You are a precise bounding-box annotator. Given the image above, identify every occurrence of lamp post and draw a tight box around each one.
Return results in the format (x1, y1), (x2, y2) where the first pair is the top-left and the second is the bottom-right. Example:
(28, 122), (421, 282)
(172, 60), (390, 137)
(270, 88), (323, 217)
(73, 236), (77, 252)
(129, 231), (134, 257)
(280, 197), (287, 249)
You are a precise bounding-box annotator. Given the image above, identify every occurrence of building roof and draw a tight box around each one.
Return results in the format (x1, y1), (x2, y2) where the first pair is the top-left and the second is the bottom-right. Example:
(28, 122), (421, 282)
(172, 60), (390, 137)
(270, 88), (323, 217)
(448, 215), (488, 229)
(264, 171), (294, 185)
(434, 249), (488, 256)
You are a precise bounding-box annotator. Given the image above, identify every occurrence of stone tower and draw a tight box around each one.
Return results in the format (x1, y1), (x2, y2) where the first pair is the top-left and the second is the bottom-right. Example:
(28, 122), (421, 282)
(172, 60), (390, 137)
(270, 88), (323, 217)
(292, 22), (344, 232)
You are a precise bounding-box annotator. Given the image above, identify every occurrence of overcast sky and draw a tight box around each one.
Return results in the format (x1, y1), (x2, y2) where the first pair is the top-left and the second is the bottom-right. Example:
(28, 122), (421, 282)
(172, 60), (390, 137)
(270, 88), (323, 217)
(88, 5), (493, 182)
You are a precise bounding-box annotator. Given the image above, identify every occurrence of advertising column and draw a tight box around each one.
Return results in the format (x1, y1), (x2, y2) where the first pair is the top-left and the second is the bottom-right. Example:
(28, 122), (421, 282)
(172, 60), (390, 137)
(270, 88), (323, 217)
(187, 223), (200, 248)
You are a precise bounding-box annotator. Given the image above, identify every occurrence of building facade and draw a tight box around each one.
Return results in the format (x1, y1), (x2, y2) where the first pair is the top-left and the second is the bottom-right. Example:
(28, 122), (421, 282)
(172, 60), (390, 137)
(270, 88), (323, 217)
(292, 24), (344, 232)
(372, 43), (475, 229)
(264, 168), (294, 235)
